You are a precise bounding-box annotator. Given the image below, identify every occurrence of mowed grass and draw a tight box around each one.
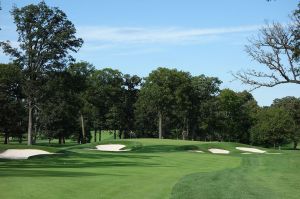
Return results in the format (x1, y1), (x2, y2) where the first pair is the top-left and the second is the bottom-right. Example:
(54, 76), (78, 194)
(0, 139), (299, 199)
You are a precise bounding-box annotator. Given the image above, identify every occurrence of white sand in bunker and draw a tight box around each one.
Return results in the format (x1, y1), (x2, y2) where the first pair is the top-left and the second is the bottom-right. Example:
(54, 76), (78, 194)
(0, 149), (52, 159)
(188, 150), (204, 153)
(236, 147), (266, 153)
(208, 148), (230, 154)
(95, 144), (130, 152)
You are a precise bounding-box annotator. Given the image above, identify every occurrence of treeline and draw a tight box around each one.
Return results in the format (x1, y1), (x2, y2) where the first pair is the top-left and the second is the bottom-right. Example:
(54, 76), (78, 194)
(1, 63), (300, 149)
(0, 2), (299, 149)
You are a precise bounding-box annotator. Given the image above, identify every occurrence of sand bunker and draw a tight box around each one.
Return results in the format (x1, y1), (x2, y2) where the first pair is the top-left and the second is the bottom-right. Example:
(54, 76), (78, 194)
(95, 144), (130, 152)
(208, 148), (230, 154)
(236, 147), (266, 154)
(0, 149), (52, 160)
(188, 150), (204, 153)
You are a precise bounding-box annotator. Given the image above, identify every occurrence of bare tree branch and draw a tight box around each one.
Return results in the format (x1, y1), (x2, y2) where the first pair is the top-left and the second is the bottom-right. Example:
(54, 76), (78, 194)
(235, 20), (300, 90)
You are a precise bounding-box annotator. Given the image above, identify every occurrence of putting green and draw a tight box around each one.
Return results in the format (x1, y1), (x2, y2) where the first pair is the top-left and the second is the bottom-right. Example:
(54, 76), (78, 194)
(0, 139), (299, 199)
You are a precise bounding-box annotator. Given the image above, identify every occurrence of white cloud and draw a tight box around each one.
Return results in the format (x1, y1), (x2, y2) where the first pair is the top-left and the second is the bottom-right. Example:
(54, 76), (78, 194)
(77, 25), (261, 45)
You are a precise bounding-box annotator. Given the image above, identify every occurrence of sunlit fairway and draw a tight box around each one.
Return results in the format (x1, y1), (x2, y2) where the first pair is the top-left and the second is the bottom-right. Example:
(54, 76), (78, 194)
(0, 139), (300, 199)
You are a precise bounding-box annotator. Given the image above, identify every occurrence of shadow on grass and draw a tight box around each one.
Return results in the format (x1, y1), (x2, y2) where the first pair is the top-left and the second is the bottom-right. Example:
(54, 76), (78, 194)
(36, 142), (79, 148)
(0, 169), (127, 177)
(0, 150), (165, 170)
(132, 144), (200, 153)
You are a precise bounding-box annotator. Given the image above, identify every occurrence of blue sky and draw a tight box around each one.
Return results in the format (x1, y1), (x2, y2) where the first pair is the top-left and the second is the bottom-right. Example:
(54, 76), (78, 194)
(1, 0), (300, 106)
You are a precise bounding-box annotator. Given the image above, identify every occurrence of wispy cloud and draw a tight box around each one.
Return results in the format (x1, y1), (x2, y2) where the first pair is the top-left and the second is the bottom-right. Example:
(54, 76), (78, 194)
(77, 25), (261, 45)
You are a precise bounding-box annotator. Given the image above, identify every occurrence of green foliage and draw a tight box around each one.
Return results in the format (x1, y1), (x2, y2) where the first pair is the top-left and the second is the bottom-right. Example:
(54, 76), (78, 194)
(216, 89), (258, 143)
(135, 67), (222, 139)
(0, 63), (24, 143)
(272, 97), (300, 149)
(250, 107), (295, 148)
(38, 70), (81, 143)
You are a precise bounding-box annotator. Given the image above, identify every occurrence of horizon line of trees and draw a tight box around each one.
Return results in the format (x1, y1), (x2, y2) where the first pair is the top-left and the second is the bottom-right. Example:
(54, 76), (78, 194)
(1, 62), (300, 149)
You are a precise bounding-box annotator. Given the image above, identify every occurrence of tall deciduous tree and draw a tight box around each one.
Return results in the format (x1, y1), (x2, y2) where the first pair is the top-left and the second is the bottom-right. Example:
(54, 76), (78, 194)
(190, 75), (221, 140)
(89, 68), (124, 140)
(136, 68), (192, 139)
(122, 74), (141, 138)
(272, 96), (300, 149)
(68, 62), (94, 144)
(39, 70), (80, 144)
(0, 2), (83, 145)
(216, 89), (258, 143)
(251, 107), (295, 149)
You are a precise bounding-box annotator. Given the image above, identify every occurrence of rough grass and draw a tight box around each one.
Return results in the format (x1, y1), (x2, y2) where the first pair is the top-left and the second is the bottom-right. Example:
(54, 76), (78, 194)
(0, 139), (299, 199)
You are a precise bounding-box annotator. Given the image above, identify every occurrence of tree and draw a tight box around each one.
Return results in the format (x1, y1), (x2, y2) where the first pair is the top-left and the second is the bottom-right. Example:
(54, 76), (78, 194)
(189, 75), (221, 140)
(215, 89), (258, 143)
(0, 2), (83, 145)
(39, 70), (80, 144)
(0, 63), (24, 144)
(272, 96), (300, 149)
(101, 69), (124, 139)
(88, 70), (109, 142)
(234, 3), (300, 89)
(88, 68), (124, 140)
(251, 107), (295, 149)
(136, 68), (193, 139)
(122, 74), (142, 138)
(68, 62), (94, 144)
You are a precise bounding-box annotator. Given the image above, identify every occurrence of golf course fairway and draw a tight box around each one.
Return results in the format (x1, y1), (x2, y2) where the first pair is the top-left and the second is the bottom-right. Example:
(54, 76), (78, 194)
(0, 139), (299, 199)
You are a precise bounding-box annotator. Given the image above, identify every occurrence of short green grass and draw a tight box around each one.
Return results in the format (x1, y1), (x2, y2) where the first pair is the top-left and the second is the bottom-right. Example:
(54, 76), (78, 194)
(0, 139), (299, 199)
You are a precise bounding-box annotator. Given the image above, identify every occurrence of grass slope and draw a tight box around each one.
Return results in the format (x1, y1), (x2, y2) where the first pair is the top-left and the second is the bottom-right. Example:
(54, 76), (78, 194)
(0, 139), (299, 199)
(171, 152), (300, 199)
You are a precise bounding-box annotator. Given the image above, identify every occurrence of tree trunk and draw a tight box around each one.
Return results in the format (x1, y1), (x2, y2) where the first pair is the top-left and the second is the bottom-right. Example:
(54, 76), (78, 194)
(19, 135), (22, 144)
(77, 133), (81, 144)
(80, 113), (85, 144)
(186, 118), (189, 139)
(27, 100), (33, 145)
(4, 132), (8, 144)
(293, 141), (298, 150)
(99, 129), (102, 142)
(158, 111), (163, 139)
(114, 129), (117, 139)
(119, 130), (122, 139)
(33, 119), (37, 144)
(32, 135), (37, 144)
(94, 129), (97, 142)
